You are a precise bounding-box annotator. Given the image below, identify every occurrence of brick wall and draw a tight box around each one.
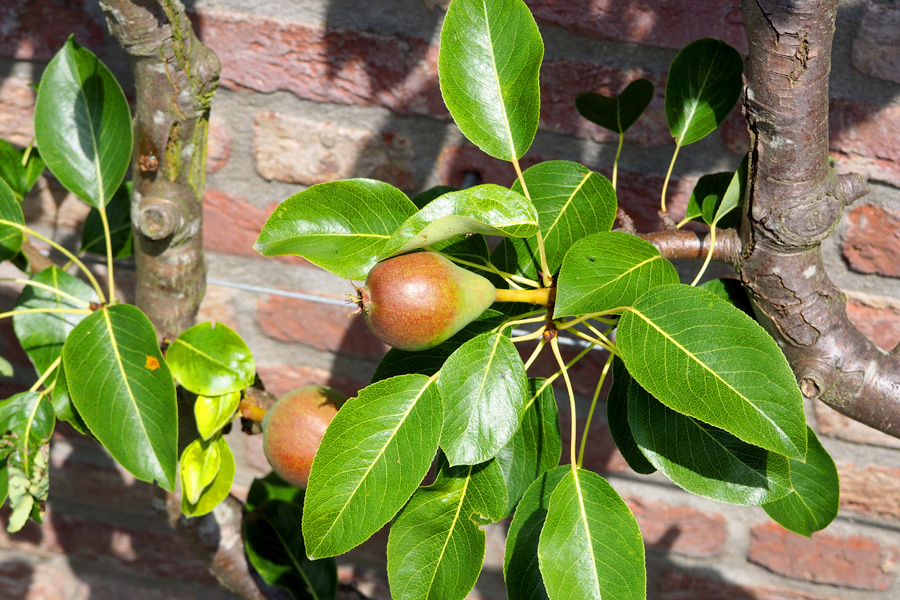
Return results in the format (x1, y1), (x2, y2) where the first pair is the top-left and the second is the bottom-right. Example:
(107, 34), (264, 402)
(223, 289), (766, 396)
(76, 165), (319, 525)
(2, 0), (900, 598)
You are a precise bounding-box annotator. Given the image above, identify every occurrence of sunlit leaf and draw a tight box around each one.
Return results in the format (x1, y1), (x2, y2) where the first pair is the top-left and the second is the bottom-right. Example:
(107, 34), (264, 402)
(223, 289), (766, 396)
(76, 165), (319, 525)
(194, 391), (241, 440)
(181, 436), (235, 517)
(166, 321), (255, 396)
(0, 179), (25, 261)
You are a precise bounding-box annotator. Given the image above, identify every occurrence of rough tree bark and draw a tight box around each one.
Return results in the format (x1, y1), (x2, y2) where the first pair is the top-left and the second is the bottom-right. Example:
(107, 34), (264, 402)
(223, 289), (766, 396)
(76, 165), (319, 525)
(100, 0), (215, 341)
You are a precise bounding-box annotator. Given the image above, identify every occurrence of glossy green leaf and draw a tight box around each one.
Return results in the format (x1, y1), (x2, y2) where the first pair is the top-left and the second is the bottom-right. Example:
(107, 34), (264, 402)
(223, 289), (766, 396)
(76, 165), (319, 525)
(23, 149), (44, 194)
(302, 374), (442, 558)
(181, 436), (235, 517)
(494, 378), (561, 516)
(702, 155), (746, 230)
(438, 331), (529, 465)
(81, 181), (133, 258)
(13, 266), (99, 374)
(0, 140), (29, 200)
(439, 0), (543, 161)
(386, 460), (505, 600)
(666, 38), (743, 146)
(6, 446), (49, 533)
(504, 466), (569, 600)
(575, 78), (655, 134)
(380, 185), (539, 258)
(63, 304), (178, 490)
(699, 278), (755, 317)
(538, 467), (645, 600)
(511, 161), (617, 273)
(0, 178), (25, 261)
(180, 438), (221, 505)
(555, 232), (679, 318)
(683, 171), (732, 225)
(246, 471), (304, 513)
(617, 284), (807, 460)
(34, 36), (132, 208)
(411, 185), (457, 209)
(255, 179), (417, 280)
(372, 310), (507, 383)
(194, 391), (241, 440)
(626, 371), (791, 505)
(606, 359), (655, 475)
(47, 358), (88, 435)
(166, 321), (255, 397)
(763, 427), (839, 536)
(245, 499), (338, 600)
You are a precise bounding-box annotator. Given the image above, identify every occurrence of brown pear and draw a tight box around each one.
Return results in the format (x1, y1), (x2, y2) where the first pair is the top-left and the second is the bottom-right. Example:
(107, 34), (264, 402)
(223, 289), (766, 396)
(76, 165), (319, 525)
(262, 385), (347, 488)
(356, 251), (497, 351)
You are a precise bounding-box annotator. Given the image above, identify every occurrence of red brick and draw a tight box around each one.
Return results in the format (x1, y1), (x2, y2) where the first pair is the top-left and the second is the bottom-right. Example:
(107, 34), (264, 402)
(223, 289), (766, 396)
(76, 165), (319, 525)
(845, 292), (900, 351)
(526, 0), (747, 53)
(830, 100), (900, 188)
(206, 116), (231, 174)
(257, 294), (389, 361)
(842, 204), (900, 278)
(0, 0), (105, 61)
(22, 177), (90, 231)
(814, 403), (900, 450)
(660, 569), (842, 600)
(614, 170), (696, 232)
(253, 112), (416, 190)
(626, 497), (727, 557)
(852, 1), (900, 85)
(540, 61), (670, 148)
(749, 521), (897, 590)
(255, 364), (368, 400)
(193, 10), (445, 117)
(0, 75), (36, 146)
(837, 461), (900, 520)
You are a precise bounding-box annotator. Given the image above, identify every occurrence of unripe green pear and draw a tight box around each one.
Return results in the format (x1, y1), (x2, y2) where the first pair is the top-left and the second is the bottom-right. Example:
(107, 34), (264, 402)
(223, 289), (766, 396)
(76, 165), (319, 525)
(356, 251), (497, 351)
(262, 385), (347, 488)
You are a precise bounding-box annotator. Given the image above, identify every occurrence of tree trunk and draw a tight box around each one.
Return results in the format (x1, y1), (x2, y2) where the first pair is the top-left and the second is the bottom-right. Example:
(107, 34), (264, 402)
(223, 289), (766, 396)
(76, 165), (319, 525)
(101, 0), (217, 341)
(739, 0), (900, 437)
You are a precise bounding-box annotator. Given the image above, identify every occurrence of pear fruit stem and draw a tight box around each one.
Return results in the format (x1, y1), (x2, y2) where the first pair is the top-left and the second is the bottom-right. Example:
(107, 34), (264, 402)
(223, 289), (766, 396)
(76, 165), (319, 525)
(495, 287), (554, 306)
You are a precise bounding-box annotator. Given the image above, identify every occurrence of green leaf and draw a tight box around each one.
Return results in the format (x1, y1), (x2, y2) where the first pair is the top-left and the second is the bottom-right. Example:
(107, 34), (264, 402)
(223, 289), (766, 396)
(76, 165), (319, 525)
(0, 140), (28, 200)
(510, 161), (617, 273)
(34, 36), (132, 208)
(386, 460), (504, 600)
(606, 358), (656, 475)
(438, 331), (529, 465)
(6, 446), (49, 533)
(63, 304), (178, 490)
(666, 38), (743, 146)
(302, 374), (442, 558)
(538, 467), (645, 600)
(0, 178), (25, 261)
(194, 391), (241, 441)
(246, 471), (305, 513)
(371, 309), (507, 383)
(702, 155), (746, 229)
(0, 462), (8, 506)
(494, 378), (561, 516)
(13, 266), (99, 374)
(626, 370), (791, 505)
(81, 181), (133, 258)
(763, 427), (839, 536)
(166, 322), (255, 396)
(504, 466), (569, 600)
(380, 185), (539, 258)
(555, 232), (679, 318)
(23, 149), (44, 194)
(255, 179), (417, 280)
(181, 437), (235, 517)
(245, 499), (338, 600)
(438, 0), (543, 161)
(0, 392), (55, 480)
(180, 438), (221, 505)
(699, 278), (755, 318)
(683, 171), (733, 225)
(617, 284), (807, 460)
(411, 185), (458, 209)
(575, 78), (655, 134)
(47, 358), (88, 435)
(0, 357), (12, 378)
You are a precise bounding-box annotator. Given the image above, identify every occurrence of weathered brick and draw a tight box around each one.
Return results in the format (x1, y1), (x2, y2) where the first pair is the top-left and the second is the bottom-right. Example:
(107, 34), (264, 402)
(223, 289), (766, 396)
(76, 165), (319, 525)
(0, 75), (36, 146)
(837, 461), (900, 520)
(830, 100), (900, 188)
(196, 283), (240, 331)
(193, 10), (445, 117)
(626, 497), (727, 557)
(845, 291), (900, 351)
(0, 552), (89, 600)
(615, 170), (695, 232)
(842, 204), (900, 278)
(660, 569), (843, 600)
(526, 0), (747, 53)
(748, 521), (898, 590)
(255, 364), (369, 400)
(540, 60), (670, 148)
(814, 402), (900, 450)
(253, 112), (416, 190)
(256, 294), (388, 361)
(851, 1), (900, 85)
(206, 116), (231, 174)
(437, 145), (535, 189)
(0, 0), (104, 61)
(203, 189), (303, 263)
(22, 178), (91, 231)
